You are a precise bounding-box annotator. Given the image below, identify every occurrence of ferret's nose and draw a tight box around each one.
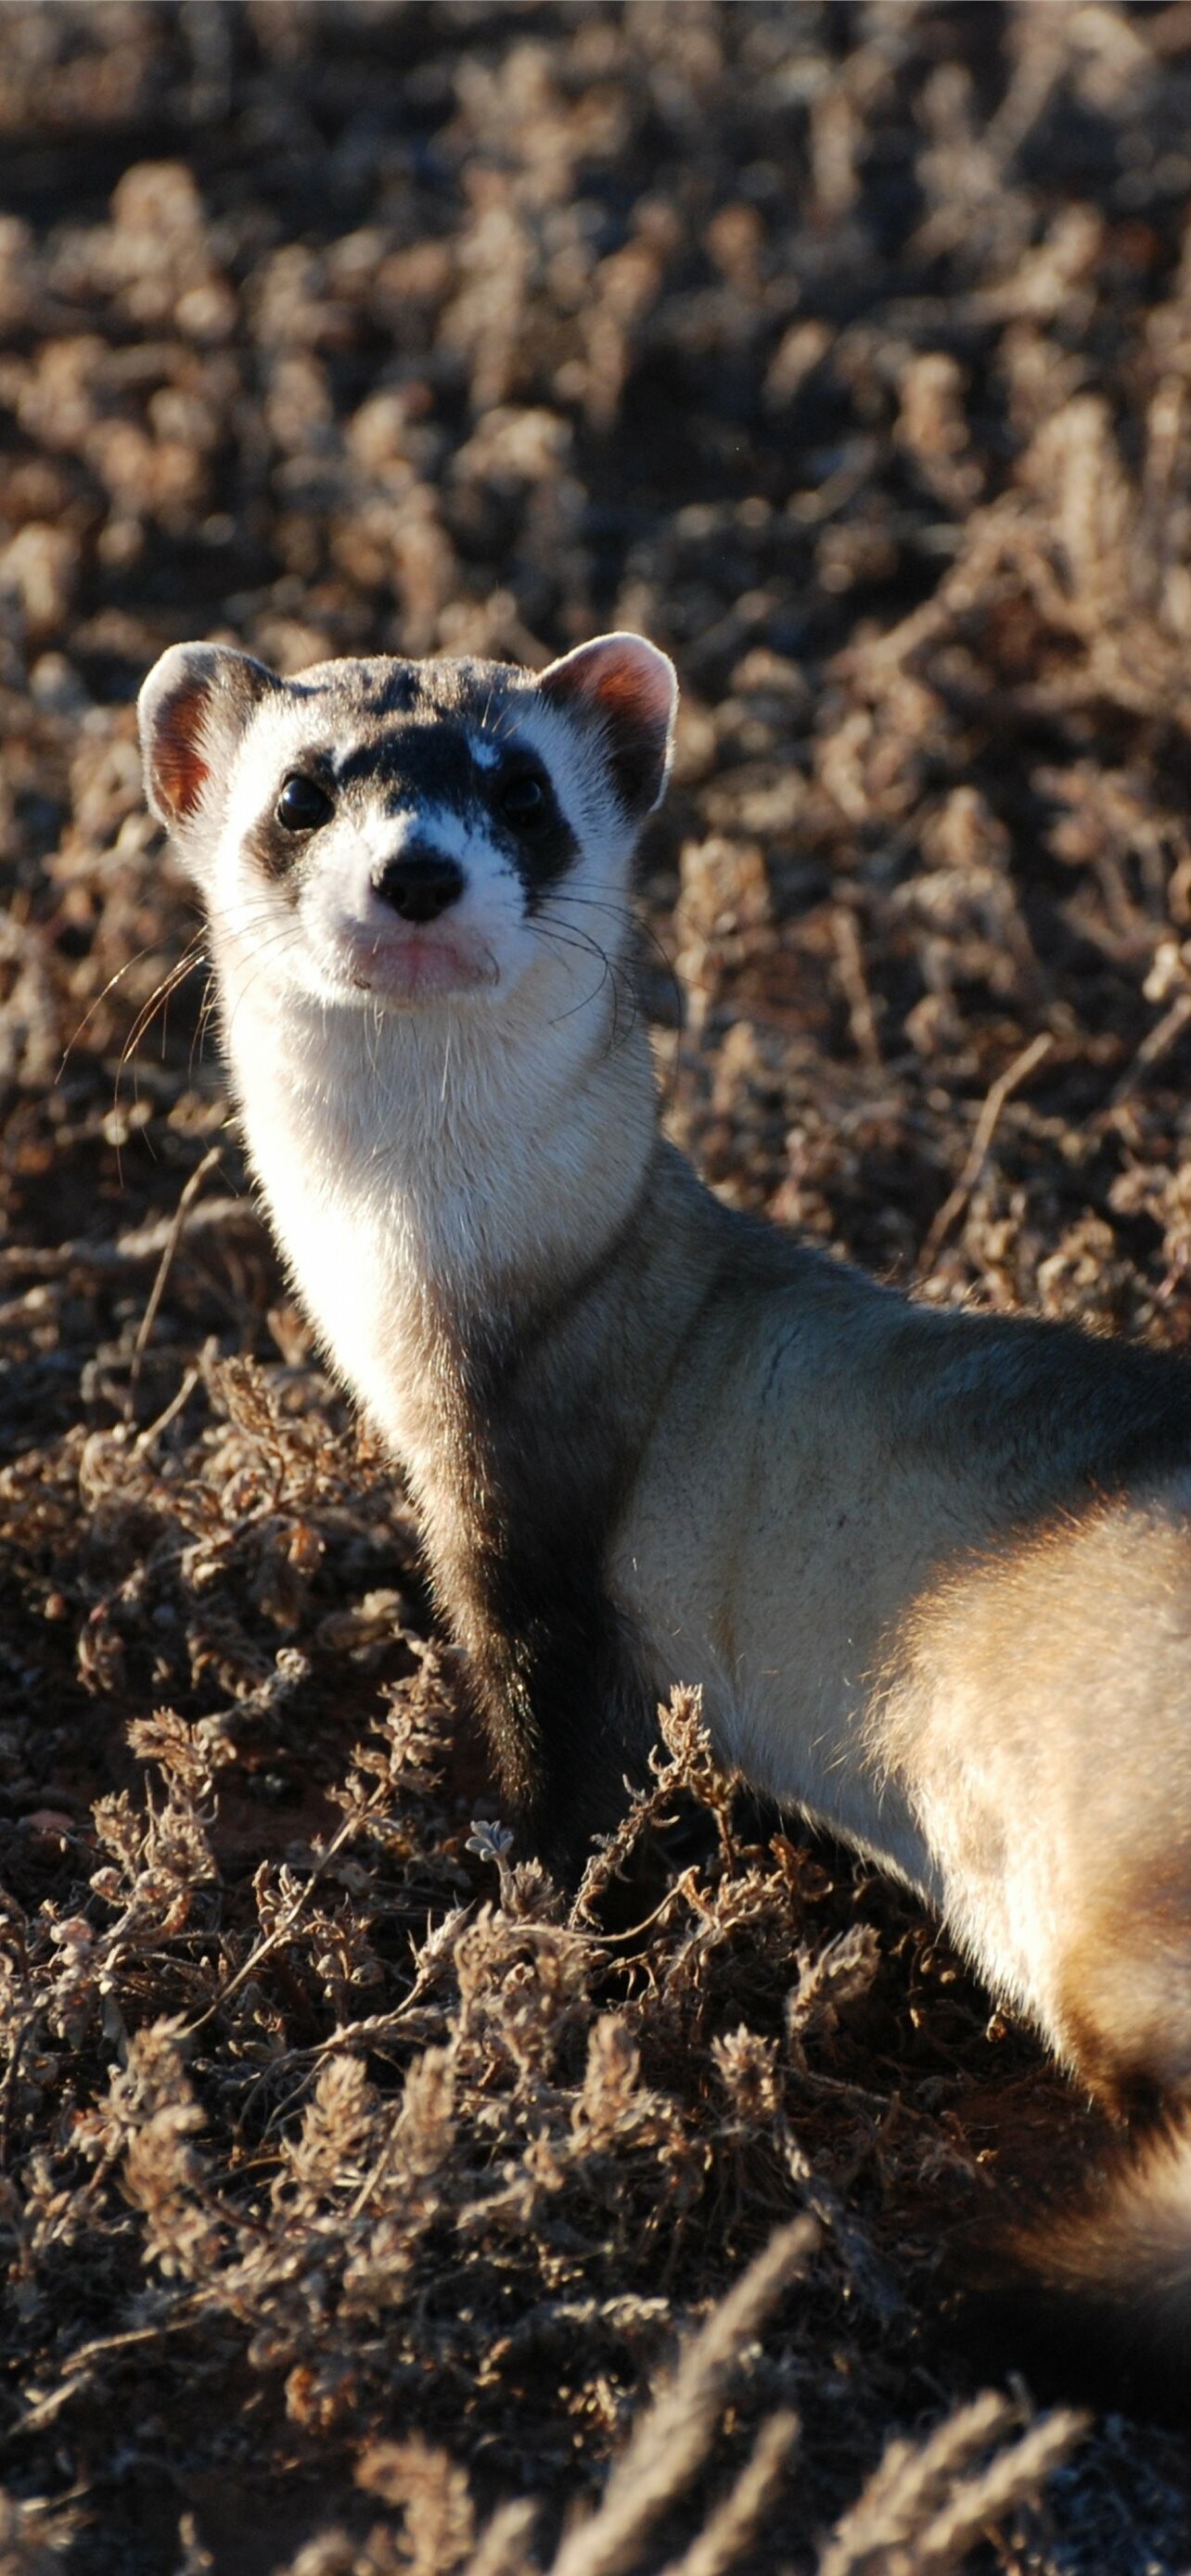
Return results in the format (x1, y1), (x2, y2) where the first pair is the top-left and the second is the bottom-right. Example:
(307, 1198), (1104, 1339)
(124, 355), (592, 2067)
(372, 848), (465, 924)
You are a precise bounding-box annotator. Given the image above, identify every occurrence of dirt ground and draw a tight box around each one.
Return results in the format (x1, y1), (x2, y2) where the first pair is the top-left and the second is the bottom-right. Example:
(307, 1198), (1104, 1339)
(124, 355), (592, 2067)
(5, 4), (1191, 2570)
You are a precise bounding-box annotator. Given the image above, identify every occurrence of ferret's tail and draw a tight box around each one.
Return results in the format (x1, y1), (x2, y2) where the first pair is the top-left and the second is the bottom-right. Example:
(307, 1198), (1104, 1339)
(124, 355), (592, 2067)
(955, 2113), (1191, 2419)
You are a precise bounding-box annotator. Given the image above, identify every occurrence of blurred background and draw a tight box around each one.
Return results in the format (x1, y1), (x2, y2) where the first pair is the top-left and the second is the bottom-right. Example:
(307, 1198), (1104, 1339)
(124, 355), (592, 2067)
(6, 2), (1191, 1307)
(6, 1), (1191, 1316)
(6, 8), (1191, 2570)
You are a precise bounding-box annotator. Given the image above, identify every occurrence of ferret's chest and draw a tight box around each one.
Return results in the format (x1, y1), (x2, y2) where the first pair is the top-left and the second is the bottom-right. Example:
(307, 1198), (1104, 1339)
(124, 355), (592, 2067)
(238, 1090), (451, 1467)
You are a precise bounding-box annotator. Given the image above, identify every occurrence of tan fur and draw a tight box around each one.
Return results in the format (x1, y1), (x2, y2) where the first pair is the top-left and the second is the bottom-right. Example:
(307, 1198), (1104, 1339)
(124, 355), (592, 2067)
(874, 1497), (1191, 2090)
(138, 632), (1191, 2402)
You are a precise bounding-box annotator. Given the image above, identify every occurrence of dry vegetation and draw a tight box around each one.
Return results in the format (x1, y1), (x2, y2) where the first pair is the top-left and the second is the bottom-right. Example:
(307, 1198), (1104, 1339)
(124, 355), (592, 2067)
(4, 2), (1191, 2568)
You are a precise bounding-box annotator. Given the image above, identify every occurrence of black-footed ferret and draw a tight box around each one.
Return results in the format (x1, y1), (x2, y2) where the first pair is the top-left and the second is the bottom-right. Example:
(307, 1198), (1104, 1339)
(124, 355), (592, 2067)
(140, 630), (1191, 2402)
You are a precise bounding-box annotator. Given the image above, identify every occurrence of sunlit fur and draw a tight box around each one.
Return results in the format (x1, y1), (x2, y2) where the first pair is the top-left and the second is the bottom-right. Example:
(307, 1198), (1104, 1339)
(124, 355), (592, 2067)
(141, 632), (1191, 2405)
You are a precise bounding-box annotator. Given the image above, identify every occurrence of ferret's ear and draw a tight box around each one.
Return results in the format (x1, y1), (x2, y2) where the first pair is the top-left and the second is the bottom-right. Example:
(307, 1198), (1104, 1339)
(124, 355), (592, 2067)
(537, 631), (677, 819)
(138, 644), (282, 835)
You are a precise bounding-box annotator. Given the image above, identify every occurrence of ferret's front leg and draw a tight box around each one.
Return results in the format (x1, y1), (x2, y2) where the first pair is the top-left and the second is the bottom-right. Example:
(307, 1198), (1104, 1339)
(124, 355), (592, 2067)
(457, 1548), (658, 1889)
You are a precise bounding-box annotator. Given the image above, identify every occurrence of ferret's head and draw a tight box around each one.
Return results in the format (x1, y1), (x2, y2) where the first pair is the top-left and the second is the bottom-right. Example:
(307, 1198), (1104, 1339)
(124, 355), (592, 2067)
(137, 635), (676, 1015)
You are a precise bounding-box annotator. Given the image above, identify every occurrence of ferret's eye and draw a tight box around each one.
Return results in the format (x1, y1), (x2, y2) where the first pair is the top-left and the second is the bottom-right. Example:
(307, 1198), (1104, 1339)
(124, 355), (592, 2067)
(275, 774), (333, 834)
(498, 772), (547, 830)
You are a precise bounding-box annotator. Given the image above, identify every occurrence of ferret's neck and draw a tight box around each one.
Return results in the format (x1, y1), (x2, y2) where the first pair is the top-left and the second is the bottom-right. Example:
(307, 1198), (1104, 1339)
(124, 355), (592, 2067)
(217, 944), (660, 1449)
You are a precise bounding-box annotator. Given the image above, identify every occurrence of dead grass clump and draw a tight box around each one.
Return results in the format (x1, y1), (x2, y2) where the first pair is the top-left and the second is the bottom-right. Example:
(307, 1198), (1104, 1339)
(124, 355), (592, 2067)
(264, 2244), (1081, 2576)
(6, 3), (1191, 2568)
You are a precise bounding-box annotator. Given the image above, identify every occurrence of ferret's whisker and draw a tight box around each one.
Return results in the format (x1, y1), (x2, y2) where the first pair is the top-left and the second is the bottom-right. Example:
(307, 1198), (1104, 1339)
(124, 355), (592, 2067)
(60, 930), (204, 1080)
(189, 966), (220, 1079)
(116, 948), (210, 1095)
(549, 887), (678, 997)
(217, 928), (306, 1052)
(535, 900), (644, 1053)
(529, 918), (630, 1049)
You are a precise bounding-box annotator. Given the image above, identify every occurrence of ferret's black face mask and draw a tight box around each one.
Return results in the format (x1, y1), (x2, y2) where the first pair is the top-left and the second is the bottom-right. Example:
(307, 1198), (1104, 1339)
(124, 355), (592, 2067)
(137, 632), (677, 1014)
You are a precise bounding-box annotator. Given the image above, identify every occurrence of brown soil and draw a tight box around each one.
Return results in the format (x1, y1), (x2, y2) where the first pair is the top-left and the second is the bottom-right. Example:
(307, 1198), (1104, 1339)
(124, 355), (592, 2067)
(3, 6), (1191, 2571)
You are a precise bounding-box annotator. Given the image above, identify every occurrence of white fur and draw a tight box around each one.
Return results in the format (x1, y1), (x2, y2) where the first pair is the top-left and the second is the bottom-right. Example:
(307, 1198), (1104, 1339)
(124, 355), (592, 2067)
(202, 682), (638, 1024)
(178, 668), (658, 1493)
(142, 636), (1191, 2138)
